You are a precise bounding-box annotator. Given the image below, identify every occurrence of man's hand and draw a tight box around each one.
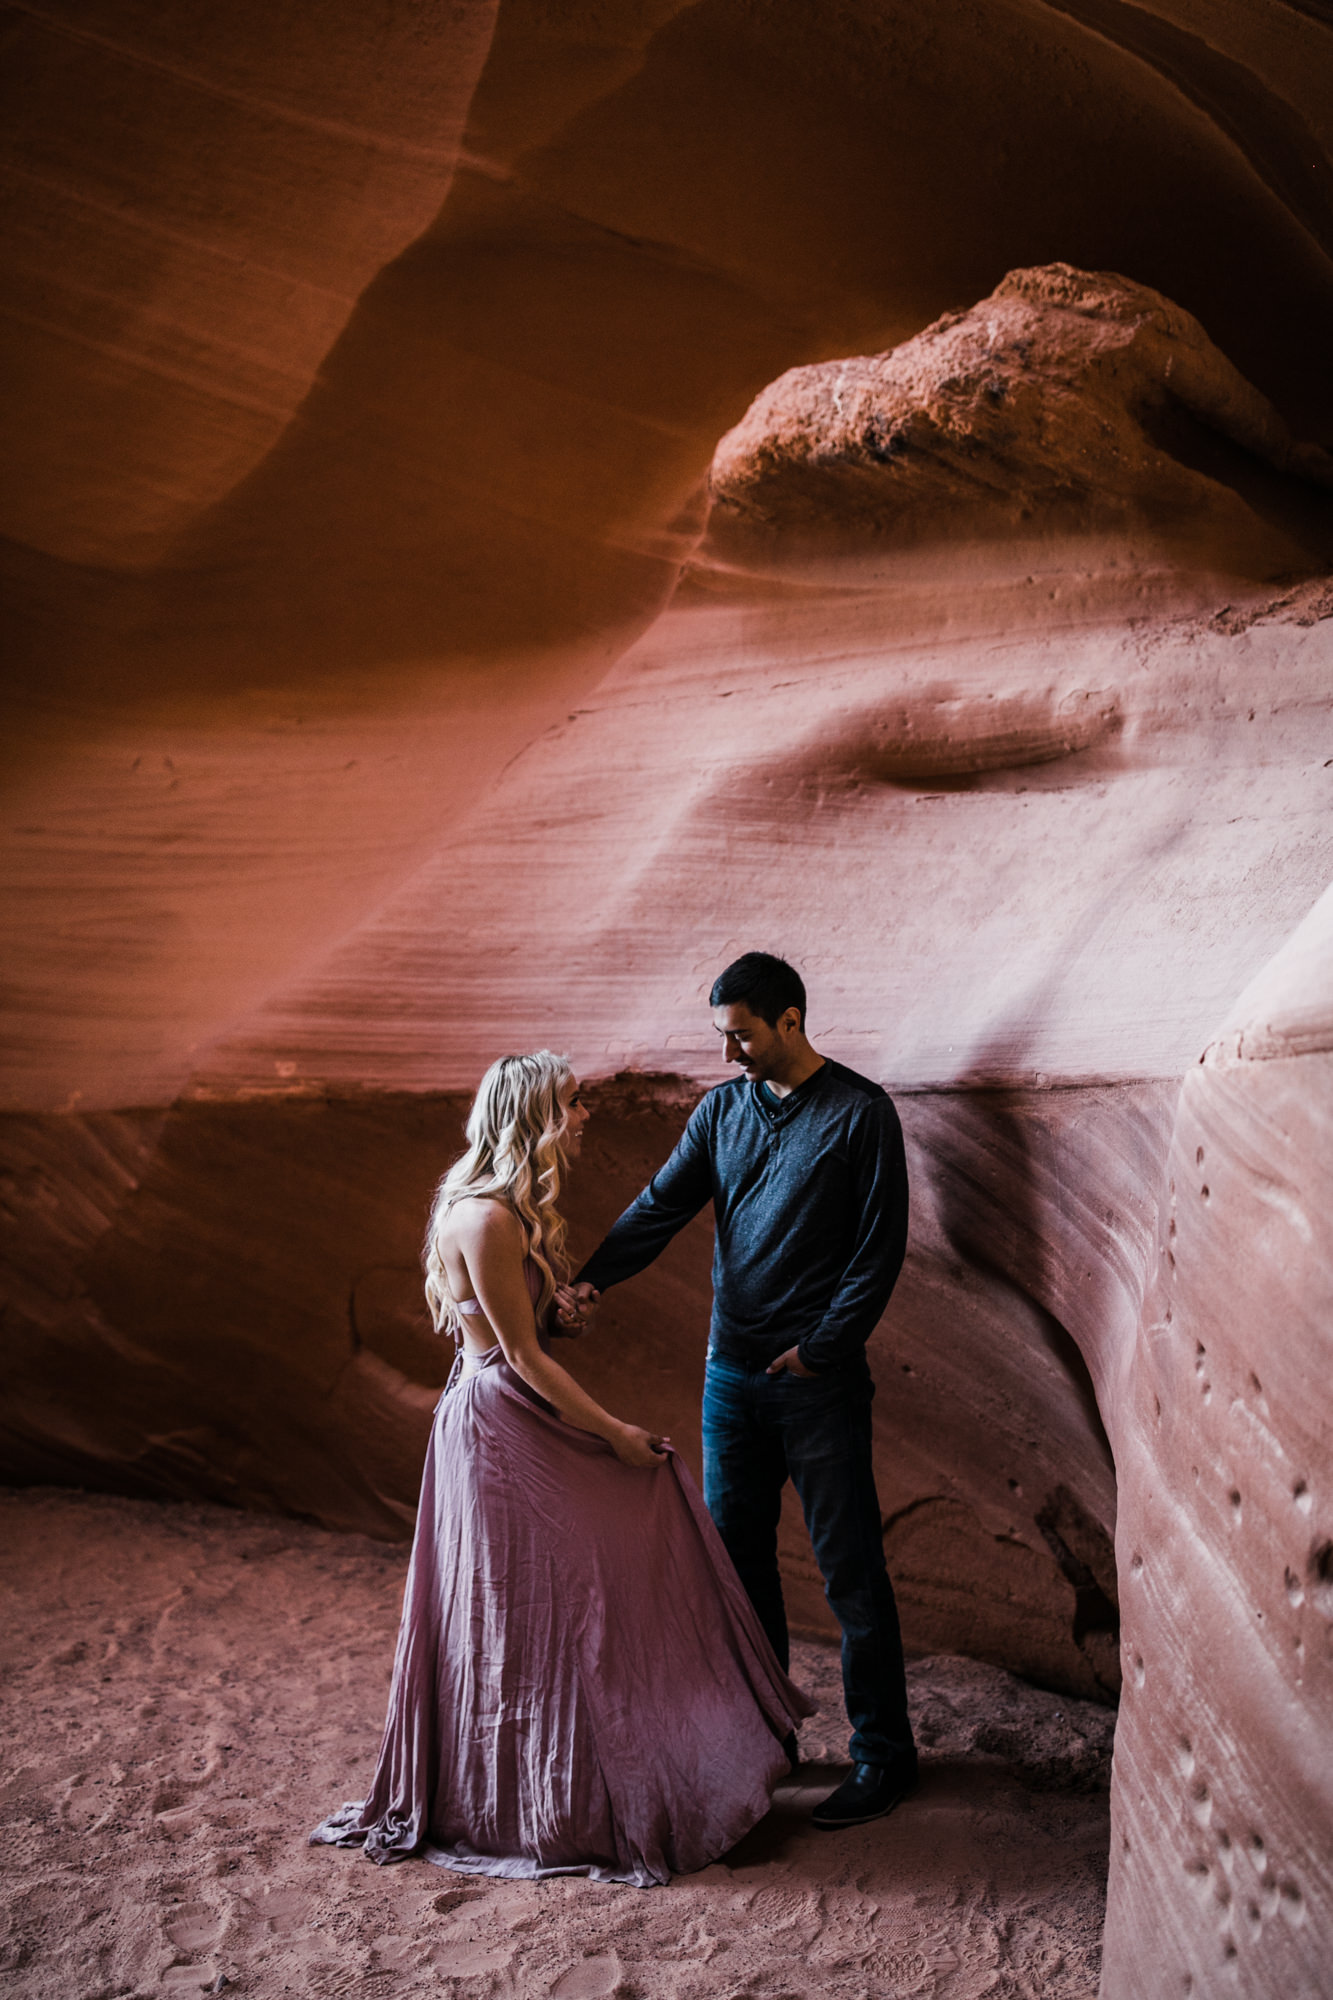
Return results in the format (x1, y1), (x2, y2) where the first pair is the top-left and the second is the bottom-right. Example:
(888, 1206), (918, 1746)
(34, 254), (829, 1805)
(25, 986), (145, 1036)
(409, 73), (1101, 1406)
(766, 1344), (816, 1378)
(554, 1281), (600, 1336)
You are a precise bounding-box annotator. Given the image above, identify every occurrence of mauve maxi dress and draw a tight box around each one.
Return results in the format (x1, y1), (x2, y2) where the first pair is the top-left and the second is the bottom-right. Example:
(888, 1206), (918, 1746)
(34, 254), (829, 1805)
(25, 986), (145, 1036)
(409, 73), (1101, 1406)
(310, 1260), (812, 1886)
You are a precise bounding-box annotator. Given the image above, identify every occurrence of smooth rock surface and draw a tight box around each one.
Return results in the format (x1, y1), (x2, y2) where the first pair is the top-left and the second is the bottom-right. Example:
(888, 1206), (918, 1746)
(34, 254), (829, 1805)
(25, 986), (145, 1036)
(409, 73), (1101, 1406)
(199, 556), (1332, 1097)
(0, 0), (501, 567)
(3, 5), (1333, 1991)
(1103, 897), (1333, 1999)
(0, 1080), (1124, 1698)
(8, 0), (1333, 1109)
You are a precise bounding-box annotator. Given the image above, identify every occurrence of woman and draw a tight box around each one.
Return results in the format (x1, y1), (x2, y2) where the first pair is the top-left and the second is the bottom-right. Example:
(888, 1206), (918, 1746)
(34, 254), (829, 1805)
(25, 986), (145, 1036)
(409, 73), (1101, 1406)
(310, 1050), (810, 1886)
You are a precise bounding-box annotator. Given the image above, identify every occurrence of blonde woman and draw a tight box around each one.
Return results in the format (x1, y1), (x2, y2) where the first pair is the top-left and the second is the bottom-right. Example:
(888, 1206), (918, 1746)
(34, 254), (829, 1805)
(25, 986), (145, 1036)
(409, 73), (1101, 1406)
(312, 1051), (810, 1886)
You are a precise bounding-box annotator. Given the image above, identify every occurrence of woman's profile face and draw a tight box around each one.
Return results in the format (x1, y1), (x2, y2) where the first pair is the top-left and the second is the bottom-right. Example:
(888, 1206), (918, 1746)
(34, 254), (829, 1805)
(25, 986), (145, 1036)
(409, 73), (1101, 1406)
(559, 1076), (590, 1154)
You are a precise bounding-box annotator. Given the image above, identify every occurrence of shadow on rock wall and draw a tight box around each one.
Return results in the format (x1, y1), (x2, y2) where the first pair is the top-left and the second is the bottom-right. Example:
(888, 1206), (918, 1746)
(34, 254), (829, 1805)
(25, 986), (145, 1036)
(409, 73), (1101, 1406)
(0, 1074), (1127, 1704)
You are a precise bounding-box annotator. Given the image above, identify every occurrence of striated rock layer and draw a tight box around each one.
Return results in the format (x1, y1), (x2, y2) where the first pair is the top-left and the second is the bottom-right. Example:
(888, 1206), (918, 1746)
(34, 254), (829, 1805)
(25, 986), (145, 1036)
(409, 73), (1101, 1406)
(1103, 893), (1333, 1998)
(0, 0), (501, 568)
(3, 5), (1333, 1978)
(708, 263), (1333, 563)
(8, 0), (1333, 1110)
(0, 1079), (1130, 1701)
(188, 272), (1333, 1108)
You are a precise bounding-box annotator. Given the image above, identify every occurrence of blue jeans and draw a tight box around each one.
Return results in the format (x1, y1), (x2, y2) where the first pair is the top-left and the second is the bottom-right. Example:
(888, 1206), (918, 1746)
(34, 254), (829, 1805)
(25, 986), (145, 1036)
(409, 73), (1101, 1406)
(702, 1351), (915, 1769)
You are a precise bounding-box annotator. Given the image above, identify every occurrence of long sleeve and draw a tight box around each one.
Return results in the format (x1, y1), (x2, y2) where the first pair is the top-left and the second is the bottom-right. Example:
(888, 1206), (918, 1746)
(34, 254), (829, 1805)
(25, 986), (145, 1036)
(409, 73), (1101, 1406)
(577, 1100), (715, 1292)
(795, 1097), (909, 1373)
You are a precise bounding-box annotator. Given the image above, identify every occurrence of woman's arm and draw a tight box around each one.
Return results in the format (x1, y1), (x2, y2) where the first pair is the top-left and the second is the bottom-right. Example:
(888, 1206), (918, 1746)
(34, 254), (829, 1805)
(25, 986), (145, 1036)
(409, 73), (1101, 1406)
(457, 1202), (668, 1470)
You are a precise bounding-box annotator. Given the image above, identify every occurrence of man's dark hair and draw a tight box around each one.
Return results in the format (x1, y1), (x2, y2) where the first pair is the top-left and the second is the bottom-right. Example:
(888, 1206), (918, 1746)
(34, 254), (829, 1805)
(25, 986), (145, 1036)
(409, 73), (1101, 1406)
(709, 952), (806, 1029)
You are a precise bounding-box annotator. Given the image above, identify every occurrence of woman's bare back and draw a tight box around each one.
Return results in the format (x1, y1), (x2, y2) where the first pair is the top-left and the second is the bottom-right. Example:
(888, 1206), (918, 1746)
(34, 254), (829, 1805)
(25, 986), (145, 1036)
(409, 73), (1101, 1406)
(439, 1195), (523, 1353)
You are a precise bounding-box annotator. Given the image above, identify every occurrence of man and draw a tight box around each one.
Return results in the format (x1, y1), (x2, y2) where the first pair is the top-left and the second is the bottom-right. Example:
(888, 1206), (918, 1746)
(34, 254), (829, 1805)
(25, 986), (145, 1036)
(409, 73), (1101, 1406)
(573, 951), (916, 1828)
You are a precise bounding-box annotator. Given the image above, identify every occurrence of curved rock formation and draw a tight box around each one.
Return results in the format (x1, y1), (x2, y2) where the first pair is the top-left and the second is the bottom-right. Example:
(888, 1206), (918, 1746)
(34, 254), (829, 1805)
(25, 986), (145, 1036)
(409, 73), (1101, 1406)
(709, 264), (1333, 565)
(6, 264), (1331, 1674)
(7, 0), (1333, 1111)
(0, 0), (501, 568)
(3, 6), (1333, 1992)
(1104, 891), (1333, 1998)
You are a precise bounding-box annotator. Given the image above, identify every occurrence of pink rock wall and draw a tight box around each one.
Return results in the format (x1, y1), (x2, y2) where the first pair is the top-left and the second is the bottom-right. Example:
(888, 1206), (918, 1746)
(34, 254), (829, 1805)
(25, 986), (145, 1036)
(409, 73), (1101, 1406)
(7, 0), (1333, 1111)
(3, 7), (1333, 1994)
(1104, 894), (1333, 1997)
(0, 0), (501, 567)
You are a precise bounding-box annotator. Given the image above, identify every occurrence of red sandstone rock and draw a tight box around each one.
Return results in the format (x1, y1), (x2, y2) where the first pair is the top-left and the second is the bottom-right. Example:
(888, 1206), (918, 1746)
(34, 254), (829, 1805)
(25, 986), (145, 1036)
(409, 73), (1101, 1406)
(0, 0), (501, 568)
(2, 3), (1333, 1985)
(708, 263), (1333, 569)
(6, 269), (1331, 1722)
(7, 1), (1333, 1110)
(1104, 891), (1333, 1998)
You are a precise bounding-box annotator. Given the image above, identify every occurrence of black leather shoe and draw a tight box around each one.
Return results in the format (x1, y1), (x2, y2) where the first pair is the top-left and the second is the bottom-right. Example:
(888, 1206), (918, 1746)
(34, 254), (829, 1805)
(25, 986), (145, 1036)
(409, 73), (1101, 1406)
(811, 1759), (917, 1829)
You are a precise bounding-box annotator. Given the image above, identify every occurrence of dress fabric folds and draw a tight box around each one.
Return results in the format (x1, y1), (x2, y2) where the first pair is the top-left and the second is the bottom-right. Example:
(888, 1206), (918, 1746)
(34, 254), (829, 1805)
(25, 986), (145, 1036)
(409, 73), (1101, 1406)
(310, 1266), (811, 1886)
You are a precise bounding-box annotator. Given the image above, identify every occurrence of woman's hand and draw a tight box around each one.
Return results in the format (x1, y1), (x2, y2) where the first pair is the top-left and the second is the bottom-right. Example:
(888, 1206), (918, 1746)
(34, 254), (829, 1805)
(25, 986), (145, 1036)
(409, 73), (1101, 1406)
(455, 1206), (663, 1458)
(611, 1423), (670, 1469)
(554, 1282), (599, 1336)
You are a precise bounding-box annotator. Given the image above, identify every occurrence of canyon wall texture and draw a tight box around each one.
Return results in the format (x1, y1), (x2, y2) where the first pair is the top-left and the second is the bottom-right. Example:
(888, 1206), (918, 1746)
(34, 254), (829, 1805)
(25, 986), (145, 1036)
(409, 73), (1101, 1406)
(1105, 893), (1333, 1998)
(3, 6), (1333, 1995)
(8, 0), (1333, 1111)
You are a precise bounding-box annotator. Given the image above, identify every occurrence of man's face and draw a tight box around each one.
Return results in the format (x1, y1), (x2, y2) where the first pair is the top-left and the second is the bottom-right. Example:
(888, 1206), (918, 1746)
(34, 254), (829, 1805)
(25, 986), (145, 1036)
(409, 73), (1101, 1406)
(713, 1001), (792, 1083)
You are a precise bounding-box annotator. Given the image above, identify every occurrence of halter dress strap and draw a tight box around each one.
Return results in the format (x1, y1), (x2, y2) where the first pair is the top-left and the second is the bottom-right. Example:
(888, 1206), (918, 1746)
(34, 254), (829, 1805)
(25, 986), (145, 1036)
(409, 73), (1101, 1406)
(444, 1255), (544, 1399)
(438, 1295), (492, 1399)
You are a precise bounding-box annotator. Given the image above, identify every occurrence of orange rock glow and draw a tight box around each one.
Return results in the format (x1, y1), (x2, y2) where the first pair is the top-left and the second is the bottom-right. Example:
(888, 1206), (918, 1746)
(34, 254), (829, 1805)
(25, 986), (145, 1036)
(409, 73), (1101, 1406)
(2, 6), (1332, 1995)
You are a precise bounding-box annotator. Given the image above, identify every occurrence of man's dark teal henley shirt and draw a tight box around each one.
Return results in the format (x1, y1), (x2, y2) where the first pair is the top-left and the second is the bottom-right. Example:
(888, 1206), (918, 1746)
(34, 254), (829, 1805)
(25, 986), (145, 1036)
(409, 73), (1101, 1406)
(577, 1058), (909, 1374)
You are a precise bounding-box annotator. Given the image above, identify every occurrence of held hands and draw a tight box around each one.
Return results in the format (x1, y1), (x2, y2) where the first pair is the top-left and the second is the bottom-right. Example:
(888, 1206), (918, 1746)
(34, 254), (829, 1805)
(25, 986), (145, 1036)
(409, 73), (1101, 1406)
(554, 1281), (600, 1336)
(612, 1422), (671, 1469)
(766, 1344), (817, 1378)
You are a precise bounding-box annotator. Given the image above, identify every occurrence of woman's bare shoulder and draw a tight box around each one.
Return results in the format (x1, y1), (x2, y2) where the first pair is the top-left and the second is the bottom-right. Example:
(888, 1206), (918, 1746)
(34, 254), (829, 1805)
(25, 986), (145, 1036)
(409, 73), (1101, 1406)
(447, 1194), (524, 1246)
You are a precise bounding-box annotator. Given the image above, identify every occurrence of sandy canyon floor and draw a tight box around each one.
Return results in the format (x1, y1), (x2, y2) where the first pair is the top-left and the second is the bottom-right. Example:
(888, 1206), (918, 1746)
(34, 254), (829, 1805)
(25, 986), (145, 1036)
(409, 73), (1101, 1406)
(0, 1489), (1115, 2000)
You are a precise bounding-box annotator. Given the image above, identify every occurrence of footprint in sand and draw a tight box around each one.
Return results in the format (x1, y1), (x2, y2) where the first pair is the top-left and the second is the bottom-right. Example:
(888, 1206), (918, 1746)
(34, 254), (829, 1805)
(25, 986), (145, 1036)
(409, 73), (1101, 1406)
(59, 1772), (116, 1833)
(549, 1952), (624, 1998)
(234, 1885), (306, 1935)
(161, 1963), (223, 1995)
(162, 1882), (305, 1992)
(431, 1886), (488, 1916)
(164, 1901), (223, 1953)
(160, 1894), (226, 1993)
(427, 1937), (515, 1977)
(424, 1881), (519, 1976)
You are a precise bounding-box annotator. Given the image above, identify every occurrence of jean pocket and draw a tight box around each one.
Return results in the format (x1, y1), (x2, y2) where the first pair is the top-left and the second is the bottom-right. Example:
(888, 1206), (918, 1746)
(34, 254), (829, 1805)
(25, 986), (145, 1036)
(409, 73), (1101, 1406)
(779, 1366), (862, 1407)
(777, 1365), (838, 1392)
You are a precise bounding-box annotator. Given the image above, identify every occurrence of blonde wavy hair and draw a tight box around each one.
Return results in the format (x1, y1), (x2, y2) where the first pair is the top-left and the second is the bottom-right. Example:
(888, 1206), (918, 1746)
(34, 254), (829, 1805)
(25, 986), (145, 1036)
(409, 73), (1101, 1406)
(423, 1050), (574, 1338)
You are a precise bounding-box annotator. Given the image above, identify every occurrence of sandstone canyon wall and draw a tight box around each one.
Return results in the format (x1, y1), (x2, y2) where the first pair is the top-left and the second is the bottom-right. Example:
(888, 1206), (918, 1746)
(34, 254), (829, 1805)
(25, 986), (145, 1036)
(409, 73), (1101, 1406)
(3, 6), (1333, 1996)
(1105, 893), (1333, 1999)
